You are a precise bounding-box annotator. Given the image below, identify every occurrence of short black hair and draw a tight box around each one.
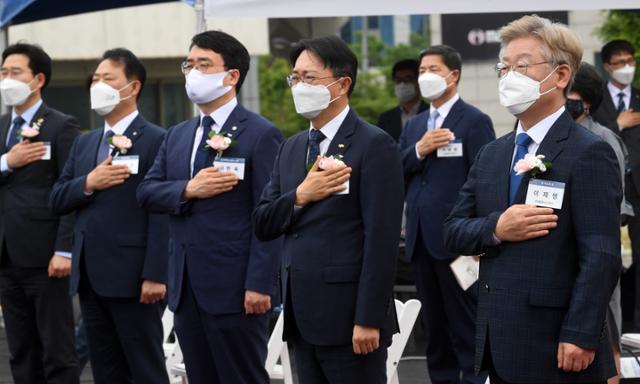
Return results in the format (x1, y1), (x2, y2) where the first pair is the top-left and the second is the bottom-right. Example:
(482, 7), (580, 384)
(392, 59), (419, 80)
(101, 48), (146, 100)
(571, 62), (604, 112)
(190, 30), (250, 92)
(601, 39), (635, 64)
(2, 43), (52, 89)
(289, 35), (358, 96)
(419, 44), (462, 83)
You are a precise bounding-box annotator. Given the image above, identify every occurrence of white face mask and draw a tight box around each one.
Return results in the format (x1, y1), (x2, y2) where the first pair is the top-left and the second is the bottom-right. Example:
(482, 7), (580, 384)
(498, 67), (558, 115)
(610, 64), (636, 85)
(90, 81), (133, 116)
(0, 77), (36, 107)
(394, 82), (417, 103)
(291, 79), (342, 119)
(418, 72), (452, 101)
(185, 69), (232, 104)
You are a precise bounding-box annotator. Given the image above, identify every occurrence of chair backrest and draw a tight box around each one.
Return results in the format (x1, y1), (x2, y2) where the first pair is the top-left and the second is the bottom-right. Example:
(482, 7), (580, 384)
(386, 299), (422, 384)
(161, 308), (174, 343)
(265, 311), (285, 370)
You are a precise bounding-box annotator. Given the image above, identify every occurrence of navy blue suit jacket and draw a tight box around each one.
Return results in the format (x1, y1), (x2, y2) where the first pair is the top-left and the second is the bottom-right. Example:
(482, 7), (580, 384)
(49, 115), (169, 298)
(253, 109), (404, 346)
(136, 104), (283, 315)
(443, 111), (620, 383)
(399, 98), (494, 261)
(0, 103), (79, 267)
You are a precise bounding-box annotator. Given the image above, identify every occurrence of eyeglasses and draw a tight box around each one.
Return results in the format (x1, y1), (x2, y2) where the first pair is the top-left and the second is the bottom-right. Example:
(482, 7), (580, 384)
(609, 57), (636, 67)
(494, 61), (552, 78)
(286, 74), (336, 87)
(180, 61), (225, 75)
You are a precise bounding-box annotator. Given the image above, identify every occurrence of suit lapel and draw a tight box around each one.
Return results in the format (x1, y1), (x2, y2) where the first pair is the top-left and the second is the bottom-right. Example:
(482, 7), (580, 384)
(89, 128), (105, 168)
(498, 132), (516, 210)
(513, 112), (571, 203)
(632, 88), (640, 111)
(110, 114), (147, 157)
(183, 117), (200, 177)
(325, 109), (357, 159)
(291, 133), (309, 186)
(219, 104), (249, 143)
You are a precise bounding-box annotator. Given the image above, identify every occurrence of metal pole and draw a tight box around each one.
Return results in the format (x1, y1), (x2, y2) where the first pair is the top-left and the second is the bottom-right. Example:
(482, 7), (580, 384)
(195, 0), (206, 33)
(361, 16), (369, 71)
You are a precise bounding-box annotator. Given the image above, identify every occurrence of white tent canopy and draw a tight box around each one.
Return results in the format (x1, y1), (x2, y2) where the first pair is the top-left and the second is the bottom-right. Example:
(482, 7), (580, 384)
(205, 0), (639, 18)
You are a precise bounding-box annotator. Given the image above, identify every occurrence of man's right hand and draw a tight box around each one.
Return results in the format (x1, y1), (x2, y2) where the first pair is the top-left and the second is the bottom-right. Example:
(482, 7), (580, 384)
(495, 204), (558, 242)
(617, 109), (640, 130)
(295, 158), (351, 207)
(183, 166), (239, 200)
(416, 128), (454, 158)
(6, 141), (46, 169)
(84, 156), (131, 193)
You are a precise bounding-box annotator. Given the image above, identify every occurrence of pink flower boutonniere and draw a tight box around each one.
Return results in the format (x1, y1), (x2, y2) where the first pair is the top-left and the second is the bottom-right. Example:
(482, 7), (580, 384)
(18, 117), (44, 141)
(206, 132), (236, 159)
(318, 155), (346, 170)
(109, 135), (133, 155)
(514, 154), (552, 177)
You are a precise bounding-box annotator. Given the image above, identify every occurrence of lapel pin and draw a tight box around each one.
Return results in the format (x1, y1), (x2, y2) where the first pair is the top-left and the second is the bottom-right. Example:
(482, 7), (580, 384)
(133, 132), (138, 136)
(232, 126), (238, 131)
(338, 143), (345, 148)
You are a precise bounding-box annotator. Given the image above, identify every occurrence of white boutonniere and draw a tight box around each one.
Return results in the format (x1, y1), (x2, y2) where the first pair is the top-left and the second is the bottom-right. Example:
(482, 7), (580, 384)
(206, 132), (236, 160)
(108, 135), (133, 155)
(514, 154), (552, 177)
(18, 117), (44, 141)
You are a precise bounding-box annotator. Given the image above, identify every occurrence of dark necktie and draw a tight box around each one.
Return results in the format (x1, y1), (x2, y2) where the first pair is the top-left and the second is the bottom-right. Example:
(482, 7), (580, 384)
(193, 116), (215, 176)
(509, 133), (533, 205)
(96, 130), (115, 164)
(7, 116), (25, 150)
(617, 92), (626, 115)
(307, 128), (326, 167)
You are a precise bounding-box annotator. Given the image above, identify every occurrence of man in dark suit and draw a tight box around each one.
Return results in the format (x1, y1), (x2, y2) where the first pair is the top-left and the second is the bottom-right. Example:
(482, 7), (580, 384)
(137, 31), (283, 384)
(444, 15), (620, 384)
(0, 43), (79, 384)
(253, 35), (404, 384)
(399, 44), (495, 384)
(593, 40), (640, 331)
(49, 48), (169, 384)
(378, 59), (428, 141)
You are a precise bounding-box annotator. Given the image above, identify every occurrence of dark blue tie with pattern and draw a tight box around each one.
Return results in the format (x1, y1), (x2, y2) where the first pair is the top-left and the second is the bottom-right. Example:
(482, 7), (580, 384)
(193, 116), (215, 176)
(509, 133), (533, 204)
(7, 116), (25, 150)
(307, 129), (326, 167)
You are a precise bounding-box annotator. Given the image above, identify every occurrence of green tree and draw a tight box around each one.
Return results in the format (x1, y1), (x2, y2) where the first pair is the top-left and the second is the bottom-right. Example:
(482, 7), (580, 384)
(258, 55), (308, 137)
(597, 10), (640, 87)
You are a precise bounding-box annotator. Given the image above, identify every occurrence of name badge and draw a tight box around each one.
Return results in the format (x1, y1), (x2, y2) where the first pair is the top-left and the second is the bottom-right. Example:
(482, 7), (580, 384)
(334, 180), (349, 195)
(41, 142), (51, 160)
(214, 157), (245, 180)
(525, 179), (565, 209)
(437, 140), (463, 158)
(112, 155), (140, 174)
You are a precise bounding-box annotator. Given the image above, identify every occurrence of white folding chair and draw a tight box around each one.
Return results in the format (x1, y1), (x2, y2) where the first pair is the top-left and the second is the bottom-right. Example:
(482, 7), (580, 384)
(169, 310), (293, 384)
(387, 299), (422, 384)
(265, 310), (293, 383)
(162, 308), (175, 358)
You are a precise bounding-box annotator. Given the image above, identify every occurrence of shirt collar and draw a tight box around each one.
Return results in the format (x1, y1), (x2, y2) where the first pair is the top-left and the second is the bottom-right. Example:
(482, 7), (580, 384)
(429, 93), (459, 120)
(200, 97), (238, 132)
(608, 81), (631, 98)
(310, 105), (350, 142)
(516, 106), (565, 146)
(104, 110), (139, 136)
(11, 99), (43, 125)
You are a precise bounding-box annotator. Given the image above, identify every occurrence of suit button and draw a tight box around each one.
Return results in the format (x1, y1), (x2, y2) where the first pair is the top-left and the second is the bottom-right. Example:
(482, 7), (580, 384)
(292, 233), (299, 239)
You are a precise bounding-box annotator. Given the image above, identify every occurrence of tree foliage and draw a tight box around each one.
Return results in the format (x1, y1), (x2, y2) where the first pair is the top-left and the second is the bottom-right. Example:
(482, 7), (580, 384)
(258, 32), (430, 136)
(597, 10), (640, 87)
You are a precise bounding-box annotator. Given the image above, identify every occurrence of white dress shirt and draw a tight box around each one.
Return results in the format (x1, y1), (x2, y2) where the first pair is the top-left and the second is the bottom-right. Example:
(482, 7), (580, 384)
(190, 97), (237, 177)
(608, 81), (631, 111)
(104, 109), (139, 137)
(1, 99), (43, 173)
(415, 93), (460, 159)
